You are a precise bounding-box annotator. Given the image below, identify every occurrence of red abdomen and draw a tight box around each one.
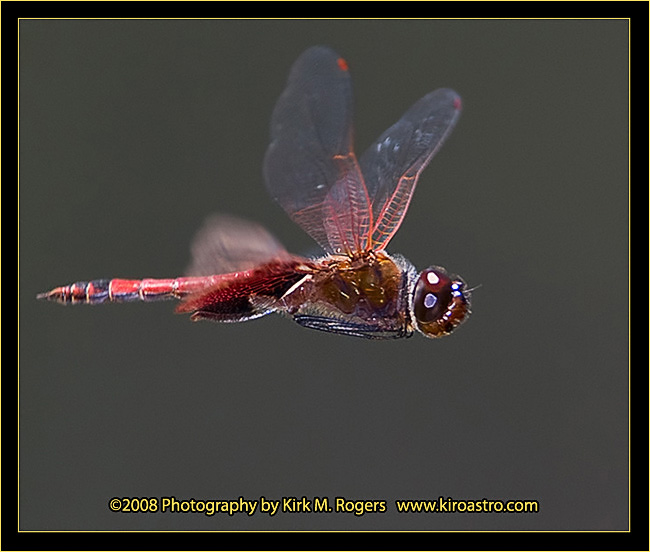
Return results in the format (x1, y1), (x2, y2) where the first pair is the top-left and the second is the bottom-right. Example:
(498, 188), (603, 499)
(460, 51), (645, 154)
(37, 277), (220, 305)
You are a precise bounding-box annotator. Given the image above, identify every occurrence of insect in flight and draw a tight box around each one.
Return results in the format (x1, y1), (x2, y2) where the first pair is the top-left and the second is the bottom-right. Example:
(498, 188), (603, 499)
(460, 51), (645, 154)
(38, 46), (471, 339)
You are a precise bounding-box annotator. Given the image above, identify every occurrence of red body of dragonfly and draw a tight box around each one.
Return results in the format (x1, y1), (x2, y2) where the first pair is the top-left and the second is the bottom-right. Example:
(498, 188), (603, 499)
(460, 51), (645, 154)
(38, 46), (471, 339)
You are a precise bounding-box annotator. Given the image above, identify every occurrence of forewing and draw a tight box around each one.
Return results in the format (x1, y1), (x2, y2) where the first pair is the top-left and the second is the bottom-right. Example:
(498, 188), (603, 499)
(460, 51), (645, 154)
(360, 88), (461, 250)
(264, 46), (372, 255)
(185, 214), (291, 276)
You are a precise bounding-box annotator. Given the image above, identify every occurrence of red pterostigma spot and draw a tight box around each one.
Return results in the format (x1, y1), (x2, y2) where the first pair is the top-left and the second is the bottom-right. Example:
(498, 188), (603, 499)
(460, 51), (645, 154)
(336, 57), (349, 71)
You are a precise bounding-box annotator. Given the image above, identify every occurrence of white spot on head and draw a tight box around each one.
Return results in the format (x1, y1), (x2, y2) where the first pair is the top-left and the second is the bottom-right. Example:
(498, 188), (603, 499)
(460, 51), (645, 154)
(424, 293), (437, 309)
(427, 272), (440, 285)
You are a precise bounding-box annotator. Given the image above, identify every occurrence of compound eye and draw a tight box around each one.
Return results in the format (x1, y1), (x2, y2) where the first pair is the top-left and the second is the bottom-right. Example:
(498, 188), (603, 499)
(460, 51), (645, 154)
(414, 268), (453, 324)
(413, 267), (470, 338)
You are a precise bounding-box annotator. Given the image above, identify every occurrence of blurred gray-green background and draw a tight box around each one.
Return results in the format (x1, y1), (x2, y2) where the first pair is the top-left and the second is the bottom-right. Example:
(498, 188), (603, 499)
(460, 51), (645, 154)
(19, 19), (628, 531)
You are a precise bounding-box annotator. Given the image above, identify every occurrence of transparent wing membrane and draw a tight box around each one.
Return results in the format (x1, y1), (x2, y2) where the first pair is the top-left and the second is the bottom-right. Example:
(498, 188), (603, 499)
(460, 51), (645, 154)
(185, 214), (290, 276)
(264, 46), (372, 255)
(360, 88), (462, 250)
(265, 47), (460, 255)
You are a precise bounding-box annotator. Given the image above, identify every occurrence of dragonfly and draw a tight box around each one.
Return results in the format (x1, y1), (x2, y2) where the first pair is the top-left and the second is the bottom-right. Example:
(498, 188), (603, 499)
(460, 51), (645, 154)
(38, 46), (471, 340)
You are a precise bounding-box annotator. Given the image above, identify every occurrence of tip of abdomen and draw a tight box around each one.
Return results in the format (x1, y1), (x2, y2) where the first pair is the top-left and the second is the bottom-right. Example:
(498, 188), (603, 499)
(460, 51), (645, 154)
(36, 280), (111, 304)
(36, 287), (68, 303)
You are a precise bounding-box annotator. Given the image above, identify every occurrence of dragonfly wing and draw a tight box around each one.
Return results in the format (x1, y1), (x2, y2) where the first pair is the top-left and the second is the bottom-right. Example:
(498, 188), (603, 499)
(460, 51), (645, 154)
(360, 88), (461, 251)
(293, 314), (410, 340)
(185, 214), (291, 276)
(264, 46), (372, 256)
(177, 259), (308, 322)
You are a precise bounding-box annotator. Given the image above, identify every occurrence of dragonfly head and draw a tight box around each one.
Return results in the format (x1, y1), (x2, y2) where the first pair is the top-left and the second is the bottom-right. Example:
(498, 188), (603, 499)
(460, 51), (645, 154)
(411, 266), (471, 338)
